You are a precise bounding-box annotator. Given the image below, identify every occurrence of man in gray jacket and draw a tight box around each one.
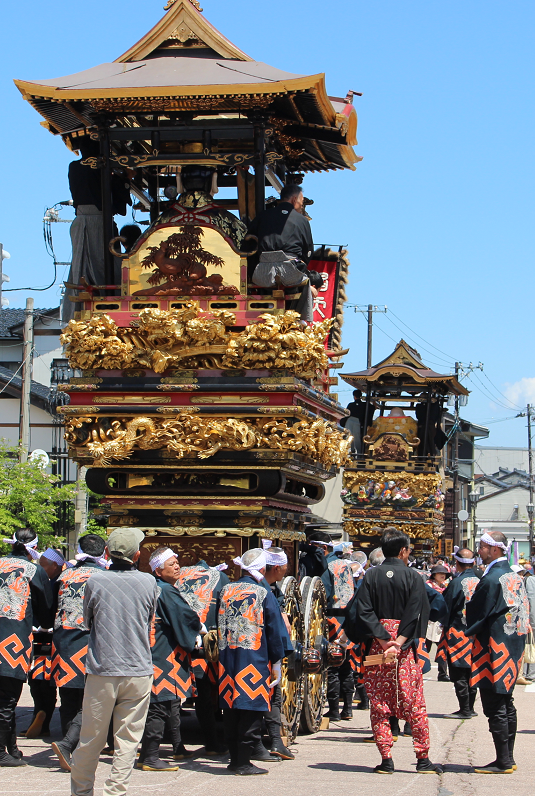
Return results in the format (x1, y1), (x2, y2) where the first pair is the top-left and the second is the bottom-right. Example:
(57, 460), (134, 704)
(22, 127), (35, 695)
(70, 528), (158, 796)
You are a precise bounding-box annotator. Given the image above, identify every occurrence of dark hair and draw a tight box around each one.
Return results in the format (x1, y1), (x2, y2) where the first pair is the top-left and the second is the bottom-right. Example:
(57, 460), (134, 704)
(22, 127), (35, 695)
(12, 528), (37, 557)
(308, 531), (332, 546)
(308, 270), (324, 289)
(77, 138), (100, 160)
(280, 183), (303, 202)
(119, 225), (142, 253)
(78, 533), (106, 558)
(381, 527), (410, 558)
(353, 389), (362, 398)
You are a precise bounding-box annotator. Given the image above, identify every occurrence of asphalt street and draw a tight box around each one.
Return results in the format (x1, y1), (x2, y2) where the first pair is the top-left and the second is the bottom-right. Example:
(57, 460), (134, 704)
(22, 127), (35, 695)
(5, 665), (535, 794)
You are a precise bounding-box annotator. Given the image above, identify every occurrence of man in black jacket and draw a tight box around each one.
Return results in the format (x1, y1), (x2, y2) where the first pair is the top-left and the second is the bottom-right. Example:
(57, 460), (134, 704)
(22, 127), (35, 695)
(346, 528), (441, 775)
(247, 184), (315, 320)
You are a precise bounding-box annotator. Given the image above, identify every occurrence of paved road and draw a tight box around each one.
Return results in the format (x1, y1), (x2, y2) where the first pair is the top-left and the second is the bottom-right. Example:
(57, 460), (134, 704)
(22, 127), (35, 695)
(5, 667), (535, 795)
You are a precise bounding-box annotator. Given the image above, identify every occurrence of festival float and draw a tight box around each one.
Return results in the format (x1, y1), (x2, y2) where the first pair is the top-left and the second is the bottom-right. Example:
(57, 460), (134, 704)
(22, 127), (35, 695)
(340, 340), (469, 555)
(15, 0), (360, 737)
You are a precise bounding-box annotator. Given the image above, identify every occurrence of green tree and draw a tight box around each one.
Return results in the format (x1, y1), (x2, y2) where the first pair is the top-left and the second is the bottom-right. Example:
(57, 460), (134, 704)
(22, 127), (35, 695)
(0, 443), (76, 554)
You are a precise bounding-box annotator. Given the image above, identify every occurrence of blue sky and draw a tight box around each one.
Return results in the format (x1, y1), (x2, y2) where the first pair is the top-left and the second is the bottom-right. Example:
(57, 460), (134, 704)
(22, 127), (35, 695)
(1, 0), (534, 446)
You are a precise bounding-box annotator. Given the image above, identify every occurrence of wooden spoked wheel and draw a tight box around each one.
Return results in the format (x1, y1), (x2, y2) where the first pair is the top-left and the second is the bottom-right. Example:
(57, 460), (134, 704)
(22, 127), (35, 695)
(279, 576), (305, 743)
(299, 575), (328, 733)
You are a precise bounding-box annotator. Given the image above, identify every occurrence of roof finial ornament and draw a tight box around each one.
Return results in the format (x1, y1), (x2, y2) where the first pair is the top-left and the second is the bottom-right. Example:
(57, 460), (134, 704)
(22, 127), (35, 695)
(164, 0), (203, 10)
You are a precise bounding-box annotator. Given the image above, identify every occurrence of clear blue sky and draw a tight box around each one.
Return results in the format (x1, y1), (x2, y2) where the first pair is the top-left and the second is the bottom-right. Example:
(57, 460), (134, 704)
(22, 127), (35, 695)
(1, 0), (534, 446)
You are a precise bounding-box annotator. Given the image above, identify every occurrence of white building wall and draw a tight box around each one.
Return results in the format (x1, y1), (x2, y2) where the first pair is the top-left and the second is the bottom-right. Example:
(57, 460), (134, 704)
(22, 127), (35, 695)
(474, 446), (529, 476)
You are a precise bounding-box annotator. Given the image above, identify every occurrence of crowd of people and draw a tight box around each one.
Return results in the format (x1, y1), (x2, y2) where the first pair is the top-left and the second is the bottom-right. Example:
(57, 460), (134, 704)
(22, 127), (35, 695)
(0, 524), (530, 794)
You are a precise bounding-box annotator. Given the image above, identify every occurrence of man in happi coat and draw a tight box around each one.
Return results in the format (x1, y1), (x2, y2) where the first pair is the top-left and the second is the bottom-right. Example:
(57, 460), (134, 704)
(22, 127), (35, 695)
(175, 558), (229, 755)
(218, 548), (285, 776)
(320, 538), (355, 720)
(0, 529), (53, 766)
(346, 528), (441, 774)
(23, 548), (66, 740)
(436, 547), (481, 720)
(138, 547), (201, 771)
(259, 541), (295, 761)
(50, 534), (108, 771)
(466, 531), (529, 774)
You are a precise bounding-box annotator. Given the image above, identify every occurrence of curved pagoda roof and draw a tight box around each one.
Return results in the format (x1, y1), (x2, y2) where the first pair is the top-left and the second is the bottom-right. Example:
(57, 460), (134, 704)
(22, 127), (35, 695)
(14, 0), (361, 173)
(341, 340), (469, 396)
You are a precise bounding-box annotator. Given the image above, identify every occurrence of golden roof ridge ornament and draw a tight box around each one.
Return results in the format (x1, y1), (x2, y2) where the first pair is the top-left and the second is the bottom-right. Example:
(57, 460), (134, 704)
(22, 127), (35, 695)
(164, 0), (202, 10)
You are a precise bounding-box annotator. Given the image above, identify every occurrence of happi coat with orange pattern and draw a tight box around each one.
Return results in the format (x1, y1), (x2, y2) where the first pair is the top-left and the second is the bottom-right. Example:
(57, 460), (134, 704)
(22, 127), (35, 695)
(0, 554), (53, 680)
(466, 560), (529, 694)
(218, 575), (285, 711)
(436, 567), (480, 670)
(51, 560), (103, 688)
(150, 576), (201, 703)
(175, 561), (229, 684)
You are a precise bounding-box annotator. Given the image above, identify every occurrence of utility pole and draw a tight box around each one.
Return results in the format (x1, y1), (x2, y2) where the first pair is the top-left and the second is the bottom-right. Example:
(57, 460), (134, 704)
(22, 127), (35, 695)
(353, 304), (387, 367)
(515, 404), (534, 559)
(19, 298), (34, 463)
(74, 465), (88, 550)
(527, 405), (533, 557)
(452, 362), (460, 550)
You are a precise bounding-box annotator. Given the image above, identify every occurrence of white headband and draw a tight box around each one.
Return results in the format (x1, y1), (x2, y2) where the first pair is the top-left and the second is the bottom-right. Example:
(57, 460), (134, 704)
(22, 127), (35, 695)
(453, 545), (475, 564)
(42, 548), (65, 566)
(310, 540), (334, 548)
(75, 544), (108, 569)
(3, 532), (40, 560)
(150, 548), (177, 572)
(233, 550), (267, 582)
(480, 532), (510, 553)
(211, 562), (228, 571)
(262, 539), (288, 567)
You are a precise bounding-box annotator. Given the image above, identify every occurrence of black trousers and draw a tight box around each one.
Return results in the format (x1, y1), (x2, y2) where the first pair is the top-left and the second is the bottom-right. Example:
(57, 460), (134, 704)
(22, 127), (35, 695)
(223, 708), (263, 766)
(194, 675), (219, 747)
(140, 700), (175, 761)
(59, 686), (85, 737)
(448, 664), (477, 713)
(28, 673), (56, 731)
(0, 676), (24, 749)
(480, 688), (517, 758)
(327, 658), (354, 712)
(263, 683), (282, 743)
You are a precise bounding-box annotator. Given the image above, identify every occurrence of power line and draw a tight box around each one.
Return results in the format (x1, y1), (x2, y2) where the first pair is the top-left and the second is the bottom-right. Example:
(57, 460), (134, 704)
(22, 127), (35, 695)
(480, 370), (522, 411)
(382, 311), (454, 368)
(387, 307), (459, 362)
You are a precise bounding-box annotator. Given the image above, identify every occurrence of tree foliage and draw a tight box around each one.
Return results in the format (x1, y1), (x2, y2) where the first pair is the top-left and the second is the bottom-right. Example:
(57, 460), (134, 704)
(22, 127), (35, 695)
(0, 443), (75, 553)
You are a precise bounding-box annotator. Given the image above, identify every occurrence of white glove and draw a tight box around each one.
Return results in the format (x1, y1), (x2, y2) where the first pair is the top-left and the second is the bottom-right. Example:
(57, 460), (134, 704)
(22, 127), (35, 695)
(269, 661), (282, 688)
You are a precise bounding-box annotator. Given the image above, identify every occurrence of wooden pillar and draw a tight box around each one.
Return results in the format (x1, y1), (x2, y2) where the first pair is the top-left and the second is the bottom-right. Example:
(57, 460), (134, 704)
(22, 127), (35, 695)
(253, 121), (266, 217)
(99, 128), (115, 285)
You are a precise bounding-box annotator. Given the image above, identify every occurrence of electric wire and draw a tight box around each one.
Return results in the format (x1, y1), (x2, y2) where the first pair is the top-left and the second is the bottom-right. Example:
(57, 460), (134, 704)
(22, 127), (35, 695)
(480, 370), (522, 411)
(387, 308), (459, 363)
(0, 348), (34, 395)
(381, 311), (454, 368)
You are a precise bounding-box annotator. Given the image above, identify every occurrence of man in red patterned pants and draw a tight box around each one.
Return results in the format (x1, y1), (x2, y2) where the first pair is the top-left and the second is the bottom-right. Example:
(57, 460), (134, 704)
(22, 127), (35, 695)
(345, 527), (442, 774)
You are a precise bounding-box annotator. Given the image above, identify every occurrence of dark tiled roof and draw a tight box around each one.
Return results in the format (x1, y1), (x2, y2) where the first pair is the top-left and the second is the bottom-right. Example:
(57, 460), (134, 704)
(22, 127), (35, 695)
(0, 307), (58, 338)
(0, 365), (52, 408)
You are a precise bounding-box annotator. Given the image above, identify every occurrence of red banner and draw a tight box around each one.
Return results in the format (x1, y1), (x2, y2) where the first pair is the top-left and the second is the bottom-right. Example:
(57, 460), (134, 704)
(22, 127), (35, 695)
(308, 259), (337, 323)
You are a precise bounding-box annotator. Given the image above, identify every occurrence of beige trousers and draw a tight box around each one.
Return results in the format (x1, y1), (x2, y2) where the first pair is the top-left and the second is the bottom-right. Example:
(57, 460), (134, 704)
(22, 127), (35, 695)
(70, 674), (152, 796)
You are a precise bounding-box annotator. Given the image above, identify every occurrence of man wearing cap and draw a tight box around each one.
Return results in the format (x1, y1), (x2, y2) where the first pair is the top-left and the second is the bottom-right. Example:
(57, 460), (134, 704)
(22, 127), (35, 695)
(50, 534), (108, 771)
(218, 548), (285, 776)
(0, 528), (53, 766)
(70, 528), (158, 796)
(175, 557), (230, 755)
(436, 547), (480, 720)
(425, 564), (450, 682)
(137, 547), (201, 771)
(259, 542), (295, 761)
(466, 531), (529, 774)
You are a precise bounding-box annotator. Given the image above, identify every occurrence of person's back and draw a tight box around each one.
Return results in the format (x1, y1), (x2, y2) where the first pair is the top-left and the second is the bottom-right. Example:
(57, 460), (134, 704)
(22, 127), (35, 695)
(83, 566), (157, 677)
